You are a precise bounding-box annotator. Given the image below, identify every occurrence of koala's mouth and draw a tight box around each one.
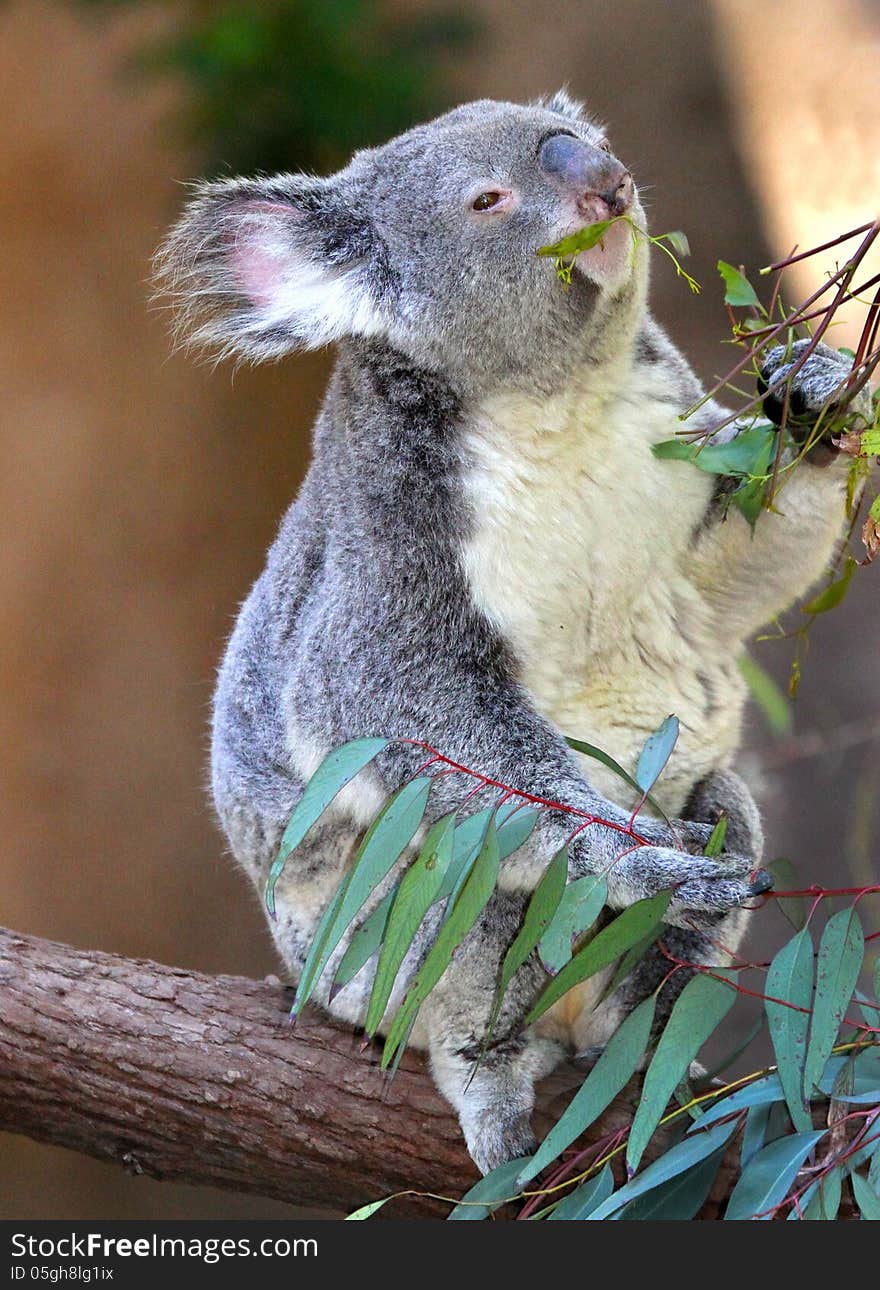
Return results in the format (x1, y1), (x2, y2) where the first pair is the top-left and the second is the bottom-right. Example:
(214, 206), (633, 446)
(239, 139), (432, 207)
(569, 214), (634, 285)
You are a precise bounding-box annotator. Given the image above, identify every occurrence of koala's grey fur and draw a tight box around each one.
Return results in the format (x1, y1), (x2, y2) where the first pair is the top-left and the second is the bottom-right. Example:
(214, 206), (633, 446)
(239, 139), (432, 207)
(158, 92), (869, 1175)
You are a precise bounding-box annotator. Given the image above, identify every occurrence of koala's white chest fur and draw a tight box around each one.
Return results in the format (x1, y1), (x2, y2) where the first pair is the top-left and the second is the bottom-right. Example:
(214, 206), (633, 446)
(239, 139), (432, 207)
(460, 368), (745, 816)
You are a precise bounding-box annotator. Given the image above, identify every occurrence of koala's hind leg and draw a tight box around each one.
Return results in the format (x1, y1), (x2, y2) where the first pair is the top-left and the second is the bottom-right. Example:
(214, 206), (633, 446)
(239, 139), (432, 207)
(422, 889), (565, 1175)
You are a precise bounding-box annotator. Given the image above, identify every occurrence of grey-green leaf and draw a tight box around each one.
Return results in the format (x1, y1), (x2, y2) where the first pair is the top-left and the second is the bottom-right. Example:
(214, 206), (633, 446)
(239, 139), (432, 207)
(346, 1196), (393, 1220)
(724, 1130), (825, 1221)
(564, 735), (670, 822)
(742, 1103), (773, 1168)
(292, 776), (432, 1017)
(485, 849), (567, 1046)
(627, 971), (737, 1173)
(448, 1156), (529, 1220)
(635, 714), (679, 793)
(547, 1163), (614, 1220)
(803, 1169), (843, 1221)
(803, 908), (864, 1098)
(619, 1146), (726, 1220)
(332, 887), (396, 990)
(588, 1118), (740, 1221)
(266, 736), (389, 915)
(364, 813), (455, 1035)
(852, 1170), (880, 1220)
(689, 1073), (784, 1132)
(518, 995), (656, 1186)
(382, 821), (500, 1068)
(765, 927), (814, 1132)
(538, 873), (607, 974)
(526, 890), (672, 1025)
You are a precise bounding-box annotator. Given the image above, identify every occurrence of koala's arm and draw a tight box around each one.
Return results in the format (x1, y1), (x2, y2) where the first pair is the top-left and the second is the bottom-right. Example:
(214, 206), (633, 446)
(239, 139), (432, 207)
(688, 342), (871, 637)
(289, 568), (767, 927)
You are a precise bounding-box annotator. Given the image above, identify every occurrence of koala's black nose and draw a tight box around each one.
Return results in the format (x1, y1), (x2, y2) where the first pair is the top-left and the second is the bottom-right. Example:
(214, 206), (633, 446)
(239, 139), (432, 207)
(539, 134), (633, 217)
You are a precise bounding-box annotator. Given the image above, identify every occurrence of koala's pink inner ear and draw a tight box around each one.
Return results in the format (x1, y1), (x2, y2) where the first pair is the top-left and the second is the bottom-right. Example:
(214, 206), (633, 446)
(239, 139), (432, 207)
(228, 199), (303, 309)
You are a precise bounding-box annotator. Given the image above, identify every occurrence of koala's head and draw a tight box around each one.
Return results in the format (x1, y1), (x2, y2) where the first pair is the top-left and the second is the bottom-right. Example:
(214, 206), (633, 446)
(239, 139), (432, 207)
(158, 92), (647, 390)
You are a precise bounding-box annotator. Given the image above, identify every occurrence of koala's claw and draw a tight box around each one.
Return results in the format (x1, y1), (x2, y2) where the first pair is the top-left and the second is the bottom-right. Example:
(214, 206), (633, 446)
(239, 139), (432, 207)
(748, 868), (775, 897)
(758, 340), (871, 442)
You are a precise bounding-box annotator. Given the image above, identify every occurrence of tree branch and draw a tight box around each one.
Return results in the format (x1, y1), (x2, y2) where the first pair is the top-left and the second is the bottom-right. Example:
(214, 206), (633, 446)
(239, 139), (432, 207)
(0, 925), (745, 1218)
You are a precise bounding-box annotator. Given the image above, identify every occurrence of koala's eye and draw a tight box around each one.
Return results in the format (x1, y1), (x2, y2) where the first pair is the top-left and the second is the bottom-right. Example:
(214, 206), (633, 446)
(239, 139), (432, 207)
(472, 191), (504, 211)
(598, 140), (612, 154)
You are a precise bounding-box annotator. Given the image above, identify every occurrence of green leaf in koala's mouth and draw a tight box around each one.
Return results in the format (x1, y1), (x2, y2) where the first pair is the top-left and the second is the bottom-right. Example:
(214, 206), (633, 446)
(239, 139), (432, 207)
(537, 217), (623, 260)
(539, 218), (701, 293)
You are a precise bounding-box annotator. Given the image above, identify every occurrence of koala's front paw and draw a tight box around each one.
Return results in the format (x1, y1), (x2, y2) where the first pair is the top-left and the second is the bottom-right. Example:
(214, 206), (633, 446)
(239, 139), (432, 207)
(758, 341), (872, 456)
(464, 1110), (537, 1177)
(604, 846), (772, 929)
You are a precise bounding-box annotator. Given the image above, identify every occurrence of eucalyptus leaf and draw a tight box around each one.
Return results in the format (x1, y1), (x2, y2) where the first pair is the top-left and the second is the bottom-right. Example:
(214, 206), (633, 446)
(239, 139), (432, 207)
(518, 995), (656, 1186)
(587, 1118), (740, 1221)
(292, 776), (432, 1017)
(595, 926), (664, 1007)
(332, 887), (396, 990)
(537, 217), (622, 260)
(737, 654), (791, 734)
(382, 821), (500, 1068)
(803, 1169), (842, 1220)
(538, 873), (607, 974)
(704, 815), (728, 858)
(526, 890), (672, 1025)
(484, 849), (568, 1047)
(619, 1145), (726, 1220)
(564, 734), (670, 822)
(689, 1073), (784, 1132)
(724, 1130), (825, 1220)
(742, 1102), (773, 1169)
(448, 1156), (529, 1220)
(652, 438), (698, 463)
(803, 908), (864, 1098)
(635, 715), (679, 794)
(693, 425), (776, 476)
(850, 1171), (880, 1221)
(718, 260), (761, 308)
(266, 736), (388, 915)
(364, 813), (455, 1035)
(437, 808), (494, 902)
(765, 927), (814, 1132)
(346, 1197), (392, 1219)
(801, 556), (858, 616)
(627, 972), (737, 1172)
(547, 1163), (614, 1220)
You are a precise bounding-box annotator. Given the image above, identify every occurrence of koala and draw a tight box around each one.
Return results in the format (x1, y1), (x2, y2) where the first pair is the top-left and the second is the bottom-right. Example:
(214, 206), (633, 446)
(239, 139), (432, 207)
(158, 92), (873, 1175)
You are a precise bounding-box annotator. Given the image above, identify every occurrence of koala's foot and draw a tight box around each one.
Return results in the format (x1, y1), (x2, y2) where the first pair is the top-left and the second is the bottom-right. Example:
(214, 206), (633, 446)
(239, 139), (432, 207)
(428, 1024), (563, 1175)
(758, 340), (872, 459)
(463, 1109), (538, 1178)
(684, 767), (764, 860)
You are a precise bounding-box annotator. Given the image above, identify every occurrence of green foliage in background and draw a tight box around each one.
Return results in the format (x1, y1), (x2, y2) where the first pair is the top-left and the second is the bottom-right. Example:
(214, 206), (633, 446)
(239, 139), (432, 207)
(75, 0), (476, 172)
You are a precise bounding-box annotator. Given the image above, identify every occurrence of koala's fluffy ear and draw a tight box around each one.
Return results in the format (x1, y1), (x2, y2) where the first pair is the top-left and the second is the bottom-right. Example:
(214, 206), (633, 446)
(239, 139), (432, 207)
(540, 89), (586, 122)
(156, 174), (387, 361)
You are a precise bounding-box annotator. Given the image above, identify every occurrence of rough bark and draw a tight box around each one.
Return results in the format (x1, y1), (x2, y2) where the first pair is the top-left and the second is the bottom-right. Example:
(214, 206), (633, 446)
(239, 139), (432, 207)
(0, 924), (744, 1218)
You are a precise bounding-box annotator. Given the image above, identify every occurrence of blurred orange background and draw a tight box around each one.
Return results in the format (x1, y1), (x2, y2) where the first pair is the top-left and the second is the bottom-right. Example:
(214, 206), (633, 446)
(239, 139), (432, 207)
(1, 0), (877, 1218)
